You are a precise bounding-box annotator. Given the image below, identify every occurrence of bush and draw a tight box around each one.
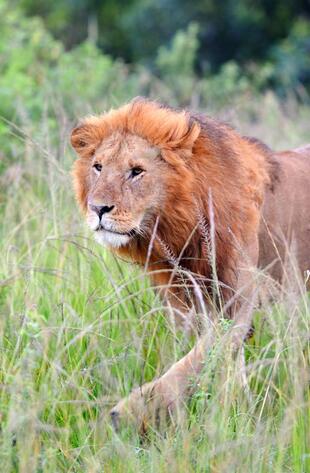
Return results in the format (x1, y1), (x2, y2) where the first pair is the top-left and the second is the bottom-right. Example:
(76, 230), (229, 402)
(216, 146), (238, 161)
(270, 18), (310, 93)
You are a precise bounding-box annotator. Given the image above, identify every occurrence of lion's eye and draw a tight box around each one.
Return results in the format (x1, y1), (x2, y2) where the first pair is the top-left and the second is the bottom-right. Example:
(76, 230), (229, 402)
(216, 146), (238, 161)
(93, 163), (102, 172)
(130, 167), (144, 178)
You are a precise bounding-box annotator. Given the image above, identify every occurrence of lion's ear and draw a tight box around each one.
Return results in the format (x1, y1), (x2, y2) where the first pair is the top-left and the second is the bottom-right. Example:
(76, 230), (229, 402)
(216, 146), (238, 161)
(70, 122), (102, 158)
(180, 119), (201, 151)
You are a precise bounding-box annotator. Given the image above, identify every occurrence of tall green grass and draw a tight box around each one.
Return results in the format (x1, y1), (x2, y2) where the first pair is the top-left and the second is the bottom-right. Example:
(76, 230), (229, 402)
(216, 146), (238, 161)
(0, 94), (309, 472)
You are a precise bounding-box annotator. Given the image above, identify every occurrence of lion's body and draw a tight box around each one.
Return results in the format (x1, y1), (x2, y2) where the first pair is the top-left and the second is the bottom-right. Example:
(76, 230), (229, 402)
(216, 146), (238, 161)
(259, 147), (310, 282)
(71, 98), (310, 431)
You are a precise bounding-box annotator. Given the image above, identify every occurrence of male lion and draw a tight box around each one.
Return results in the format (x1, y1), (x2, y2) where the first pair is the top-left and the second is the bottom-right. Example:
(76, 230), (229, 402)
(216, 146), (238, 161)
(71, 97), (310, 432)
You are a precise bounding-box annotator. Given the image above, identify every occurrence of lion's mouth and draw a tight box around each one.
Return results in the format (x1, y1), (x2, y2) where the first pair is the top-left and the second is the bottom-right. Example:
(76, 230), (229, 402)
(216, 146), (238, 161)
(95, 224), (136, 238)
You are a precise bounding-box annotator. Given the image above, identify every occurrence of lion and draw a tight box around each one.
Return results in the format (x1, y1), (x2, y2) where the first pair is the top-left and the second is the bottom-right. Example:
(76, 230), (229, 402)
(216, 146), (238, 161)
(71, 97), (310, 432)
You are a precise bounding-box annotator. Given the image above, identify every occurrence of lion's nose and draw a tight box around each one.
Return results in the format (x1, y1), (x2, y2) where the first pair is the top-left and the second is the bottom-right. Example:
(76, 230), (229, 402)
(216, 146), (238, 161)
(89, 204), (115, 220)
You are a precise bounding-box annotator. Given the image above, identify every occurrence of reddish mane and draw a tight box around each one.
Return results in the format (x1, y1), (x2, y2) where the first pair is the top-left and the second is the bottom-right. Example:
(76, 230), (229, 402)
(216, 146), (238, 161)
(72, 98), (270, 307)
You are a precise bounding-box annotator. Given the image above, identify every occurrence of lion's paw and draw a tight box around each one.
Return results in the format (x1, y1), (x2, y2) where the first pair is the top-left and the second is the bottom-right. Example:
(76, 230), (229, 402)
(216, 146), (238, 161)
(110, 379), (183, 434)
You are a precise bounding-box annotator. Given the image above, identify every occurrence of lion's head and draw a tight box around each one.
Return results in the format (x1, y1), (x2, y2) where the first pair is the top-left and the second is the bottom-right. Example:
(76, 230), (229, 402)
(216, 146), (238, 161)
(73, 131), (166, 248)
(71, 98), (201, 250)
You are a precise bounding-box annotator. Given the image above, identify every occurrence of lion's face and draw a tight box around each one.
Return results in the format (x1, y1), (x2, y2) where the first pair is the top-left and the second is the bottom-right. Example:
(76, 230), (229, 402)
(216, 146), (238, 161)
(84, 132), (167, 248)
(72, 98), (202, 251)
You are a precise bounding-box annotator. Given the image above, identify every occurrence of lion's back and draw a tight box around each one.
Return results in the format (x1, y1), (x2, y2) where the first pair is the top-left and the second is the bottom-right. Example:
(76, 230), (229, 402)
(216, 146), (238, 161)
(259, 144), (310, 282)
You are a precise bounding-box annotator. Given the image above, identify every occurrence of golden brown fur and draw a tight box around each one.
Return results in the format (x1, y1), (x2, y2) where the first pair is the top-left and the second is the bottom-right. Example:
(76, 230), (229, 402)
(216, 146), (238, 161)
(71, 97), (310, 431)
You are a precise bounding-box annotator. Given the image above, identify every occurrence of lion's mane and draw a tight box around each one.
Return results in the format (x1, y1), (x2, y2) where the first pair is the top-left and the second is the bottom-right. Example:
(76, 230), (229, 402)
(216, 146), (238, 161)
(72, 98), (270, 303)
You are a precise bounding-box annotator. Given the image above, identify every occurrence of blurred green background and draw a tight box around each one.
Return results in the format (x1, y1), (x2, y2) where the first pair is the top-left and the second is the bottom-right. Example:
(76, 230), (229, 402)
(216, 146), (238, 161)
(15, 0), (310, 89)
(1, 0), (309, 165)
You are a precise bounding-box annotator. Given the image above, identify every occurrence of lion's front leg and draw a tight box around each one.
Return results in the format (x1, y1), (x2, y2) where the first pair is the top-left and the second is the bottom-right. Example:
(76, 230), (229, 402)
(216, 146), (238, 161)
(110, 239), (260, 433)
(110, 333), (211, 433)
(109, 300), (255, 433)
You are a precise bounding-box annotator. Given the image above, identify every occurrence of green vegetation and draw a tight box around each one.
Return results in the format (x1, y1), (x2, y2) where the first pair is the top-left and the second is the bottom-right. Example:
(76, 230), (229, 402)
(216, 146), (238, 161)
(0, 1), (309, 471)
(18, 0), (310, 92)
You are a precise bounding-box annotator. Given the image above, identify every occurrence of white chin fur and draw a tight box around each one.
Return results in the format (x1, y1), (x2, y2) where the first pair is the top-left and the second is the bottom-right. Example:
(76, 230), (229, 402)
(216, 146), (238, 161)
(94, 229), (130, 248)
